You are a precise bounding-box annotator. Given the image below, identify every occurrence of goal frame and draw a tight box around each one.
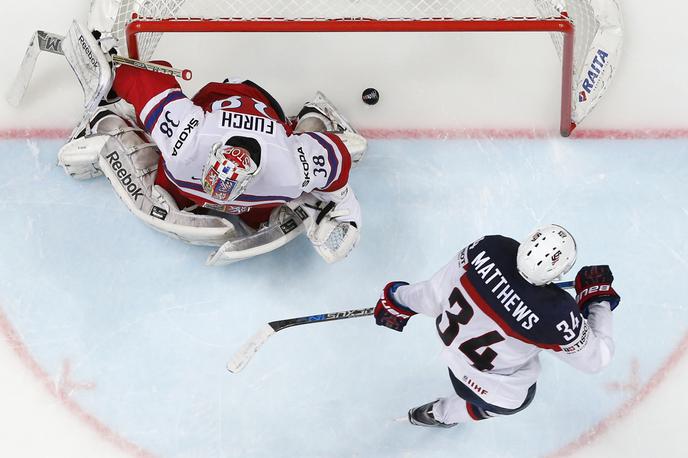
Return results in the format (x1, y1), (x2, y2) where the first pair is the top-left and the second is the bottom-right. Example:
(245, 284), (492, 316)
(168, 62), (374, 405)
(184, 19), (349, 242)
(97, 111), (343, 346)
(125, 16), (576, 136)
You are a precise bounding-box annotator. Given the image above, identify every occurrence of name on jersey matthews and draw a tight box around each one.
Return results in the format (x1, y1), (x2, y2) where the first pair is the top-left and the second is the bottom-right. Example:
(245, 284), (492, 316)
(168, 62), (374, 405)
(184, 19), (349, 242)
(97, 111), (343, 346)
(468, 249), (540, 330)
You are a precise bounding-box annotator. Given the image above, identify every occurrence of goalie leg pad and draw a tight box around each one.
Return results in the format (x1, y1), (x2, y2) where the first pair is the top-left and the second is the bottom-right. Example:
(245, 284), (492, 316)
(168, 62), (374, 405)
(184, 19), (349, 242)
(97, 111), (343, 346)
(69, 111), (240, 246)
(98, 139), (241, 246)
(58, 134), (108, 180)
(294, 91), (367, 164)
(206, 205), (306, 266)
(294, 107), (332, 133)
(58, 107), (134, 180)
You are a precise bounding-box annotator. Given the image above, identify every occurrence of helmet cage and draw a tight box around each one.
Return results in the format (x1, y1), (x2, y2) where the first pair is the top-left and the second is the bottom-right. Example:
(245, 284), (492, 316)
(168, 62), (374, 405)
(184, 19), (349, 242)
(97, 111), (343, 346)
(202, 144), (259, 202)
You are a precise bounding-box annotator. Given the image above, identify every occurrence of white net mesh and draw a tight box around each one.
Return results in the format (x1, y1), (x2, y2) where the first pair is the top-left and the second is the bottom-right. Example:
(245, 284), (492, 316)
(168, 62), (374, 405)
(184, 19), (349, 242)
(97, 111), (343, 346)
(120, 0), (562, 22)
(107, 0), (596, 68)
(93, 0), (619, 130)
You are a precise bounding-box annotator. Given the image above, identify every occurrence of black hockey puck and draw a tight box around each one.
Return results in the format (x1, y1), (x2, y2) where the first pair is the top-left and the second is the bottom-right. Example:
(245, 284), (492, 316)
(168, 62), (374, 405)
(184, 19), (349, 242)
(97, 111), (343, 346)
(362, 88), (380, 105)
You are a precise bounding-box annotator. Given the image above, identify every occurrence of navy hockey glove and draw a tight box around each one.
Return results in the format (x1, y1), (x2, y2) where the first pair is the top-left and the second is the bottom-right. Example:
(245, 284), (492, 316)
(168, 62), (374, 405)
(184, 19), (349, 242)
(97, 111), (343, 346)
(374, 282), (416, 332)
(575, 265), (620, 318)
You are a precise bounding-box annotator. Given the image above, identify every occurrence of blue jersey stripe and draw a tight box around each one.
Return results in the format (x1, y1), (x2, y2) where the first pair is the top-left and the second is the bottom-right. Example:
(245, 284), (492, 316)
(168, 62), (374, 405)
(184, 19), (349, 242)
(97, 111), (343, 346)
(144, 91), (186, 132)
(163, 163), (204, 192)
(234, 194), (291, 203)
(305, 132), (339, 188)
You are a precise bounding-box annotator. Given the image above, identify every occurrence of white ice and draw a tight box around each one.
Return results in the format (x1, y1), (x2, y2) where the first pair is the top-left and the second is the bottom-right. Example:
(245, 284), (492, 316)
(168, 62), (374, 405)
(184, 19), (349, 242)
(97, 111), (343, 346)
(2, 1), (688, 458)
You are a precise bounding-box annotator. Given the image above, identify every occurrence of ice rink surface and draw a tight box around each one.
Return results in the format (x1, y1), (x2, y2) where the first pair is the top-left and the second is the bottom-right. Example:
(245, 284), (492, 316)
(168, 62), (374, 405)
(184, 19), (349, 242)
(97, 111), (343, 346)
(2, 136), (688, 457)
(3, 0), (688, 457)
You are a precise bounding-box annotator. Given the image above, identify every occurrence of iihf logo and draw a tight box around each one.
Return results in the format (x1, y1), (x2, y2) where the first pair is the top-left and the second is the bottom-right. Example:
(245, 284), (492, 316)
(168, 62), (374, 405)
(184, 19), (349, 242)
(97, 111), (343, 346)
(579, 91), (588, 102)
(551, 250), (562, 265)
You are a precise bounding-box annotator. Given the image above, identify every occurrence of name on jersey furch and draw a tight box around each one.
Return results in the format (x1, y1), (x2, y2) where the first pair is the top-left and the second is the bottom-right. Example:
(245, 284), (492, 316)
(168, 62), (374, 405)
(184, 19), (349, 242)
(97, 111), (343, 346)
(221, 111), (275, 135)
(470, 251), (540, 330)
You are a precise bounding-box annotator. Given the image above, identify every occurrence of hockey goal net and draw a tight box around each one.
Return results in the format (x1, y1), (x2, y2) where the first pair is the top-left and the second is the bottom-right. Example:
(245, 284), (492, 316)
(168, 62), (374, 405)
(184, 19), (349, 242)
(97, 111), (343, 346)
(92, 0), (623, 136)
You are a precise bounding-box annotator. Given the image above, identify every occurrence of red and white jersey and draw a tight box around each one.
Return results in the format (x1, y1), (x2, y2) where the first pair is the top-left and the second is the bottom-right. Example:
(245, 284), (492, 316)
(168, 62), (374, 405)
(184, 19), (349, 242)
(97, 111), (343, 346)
(393, 235), (614, 409)
(113, 63), (351, 214)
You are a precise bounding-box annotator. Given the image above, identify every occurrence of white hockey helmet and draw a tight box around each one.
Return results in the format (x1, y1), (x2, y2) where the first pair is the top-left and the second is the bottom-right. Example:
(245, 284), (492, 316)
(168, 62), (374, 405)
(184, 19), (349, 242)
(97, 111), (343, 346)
(517, 224), (577, 286)
(202, 142), (260, 202)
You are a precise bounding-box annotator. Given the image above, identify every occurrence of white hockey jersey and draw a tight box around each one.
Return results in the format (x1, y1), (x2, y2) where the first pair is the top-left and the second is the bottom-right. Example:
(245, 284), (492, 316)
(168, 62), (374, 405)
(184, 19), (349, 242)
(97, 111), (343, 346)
(112, 63), (352, 215)
(393, 235), (614, 409)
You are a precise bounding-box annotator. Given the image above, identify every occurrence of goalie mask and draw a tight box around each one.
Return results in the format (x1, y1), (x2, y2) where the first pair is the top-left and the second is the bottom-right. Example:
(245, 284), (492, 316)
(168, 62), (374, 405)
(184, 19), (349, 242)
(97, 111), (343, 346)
(202, 143), (260, 202)
(517, 224), (577, 286)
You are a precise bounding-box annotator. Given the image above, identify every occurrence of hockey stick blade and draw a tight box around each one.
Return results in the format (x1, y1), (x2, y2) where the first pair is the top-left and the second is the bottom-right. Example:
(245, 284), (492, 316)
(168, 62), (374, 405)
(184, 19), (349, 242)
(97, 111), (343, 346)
(226, 307), (374, 374)
(7, 28), (192, 107)
(6, 31), (63, 106)
(227, 324), (275, 373)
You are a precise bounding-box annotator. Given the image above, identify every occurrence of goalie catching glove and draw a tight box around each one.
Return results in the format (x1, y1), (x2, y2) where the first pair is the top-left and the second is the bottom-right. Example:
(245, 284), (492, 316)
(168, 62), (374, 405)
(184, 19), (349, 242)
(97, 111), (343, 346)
(287, 184), (361, 263)
(575, 265), (620, 318)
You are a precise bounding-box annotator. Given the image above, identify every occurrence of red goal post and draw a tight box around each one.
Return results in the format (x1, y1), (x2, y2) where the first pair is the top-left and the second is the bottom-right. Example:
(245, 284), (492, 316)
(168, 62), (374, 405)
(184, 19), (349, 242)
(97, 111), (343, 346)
(91, 0), (623, 137)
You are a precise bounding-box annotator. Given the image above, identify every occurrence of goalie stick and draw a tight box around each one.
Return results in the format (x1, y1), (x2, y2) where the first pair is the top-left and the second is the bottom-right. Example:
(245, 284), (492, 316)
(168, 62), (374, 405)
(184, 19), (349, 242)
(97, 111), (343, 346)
(226, 280), (575, 373)
(7, 29), (192, 108)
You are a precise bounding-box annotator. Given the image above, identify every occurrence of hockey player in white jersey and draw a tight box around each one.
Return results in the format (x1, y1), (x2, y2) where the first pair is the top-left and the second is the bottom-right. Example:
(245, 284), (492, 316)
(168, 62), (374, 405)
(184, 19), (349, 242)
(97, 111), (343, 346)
(58, 50), (366, 264)
(373, 224), (620, 428)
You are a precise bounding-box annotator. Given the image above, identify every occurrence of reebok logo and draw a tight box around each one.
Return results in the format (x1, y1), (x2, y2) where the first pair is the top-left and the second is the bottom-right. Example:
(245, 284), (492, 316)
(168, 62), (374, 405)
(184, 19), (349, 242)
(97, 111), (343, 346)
(105, 151), (144, 201)
(77, 35), (99, 69)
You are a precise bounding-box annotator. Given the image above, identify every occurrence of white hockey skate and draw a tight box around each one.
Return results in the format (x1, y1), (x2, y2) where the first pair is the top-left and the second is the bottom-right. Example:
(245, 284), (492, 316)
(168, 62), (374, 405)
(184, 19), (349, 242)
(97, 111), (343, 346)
(295, 91), (367, 164)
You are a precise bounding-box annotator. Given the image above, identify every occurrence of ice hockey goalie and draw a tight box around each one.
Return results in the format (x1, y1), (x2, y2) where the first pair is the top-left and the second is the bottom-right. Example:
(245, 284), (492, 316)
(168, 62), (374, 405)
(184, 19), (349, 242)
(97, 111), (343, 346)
(58, 38), (366, 266)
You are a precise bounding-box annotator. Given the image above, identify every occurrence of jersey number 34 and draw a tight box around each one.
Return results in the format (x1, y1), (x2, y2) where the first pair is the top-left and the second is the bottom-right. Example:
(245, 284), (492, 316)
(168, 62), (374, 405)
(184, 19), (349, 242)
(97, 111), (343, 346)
(435, 288), (506, 371)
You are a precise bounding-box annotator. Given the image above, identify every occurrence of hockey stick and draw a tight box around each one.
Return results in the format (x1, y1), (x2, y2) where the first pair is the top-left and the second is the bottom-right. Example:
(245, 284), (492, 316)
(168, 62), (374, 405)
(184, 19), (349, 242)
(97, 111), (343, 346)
(7, 30), (192, 107)
(226, 280), (575, 373)
(227, 307), (373, 373)
(111, 55), (192, 81)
